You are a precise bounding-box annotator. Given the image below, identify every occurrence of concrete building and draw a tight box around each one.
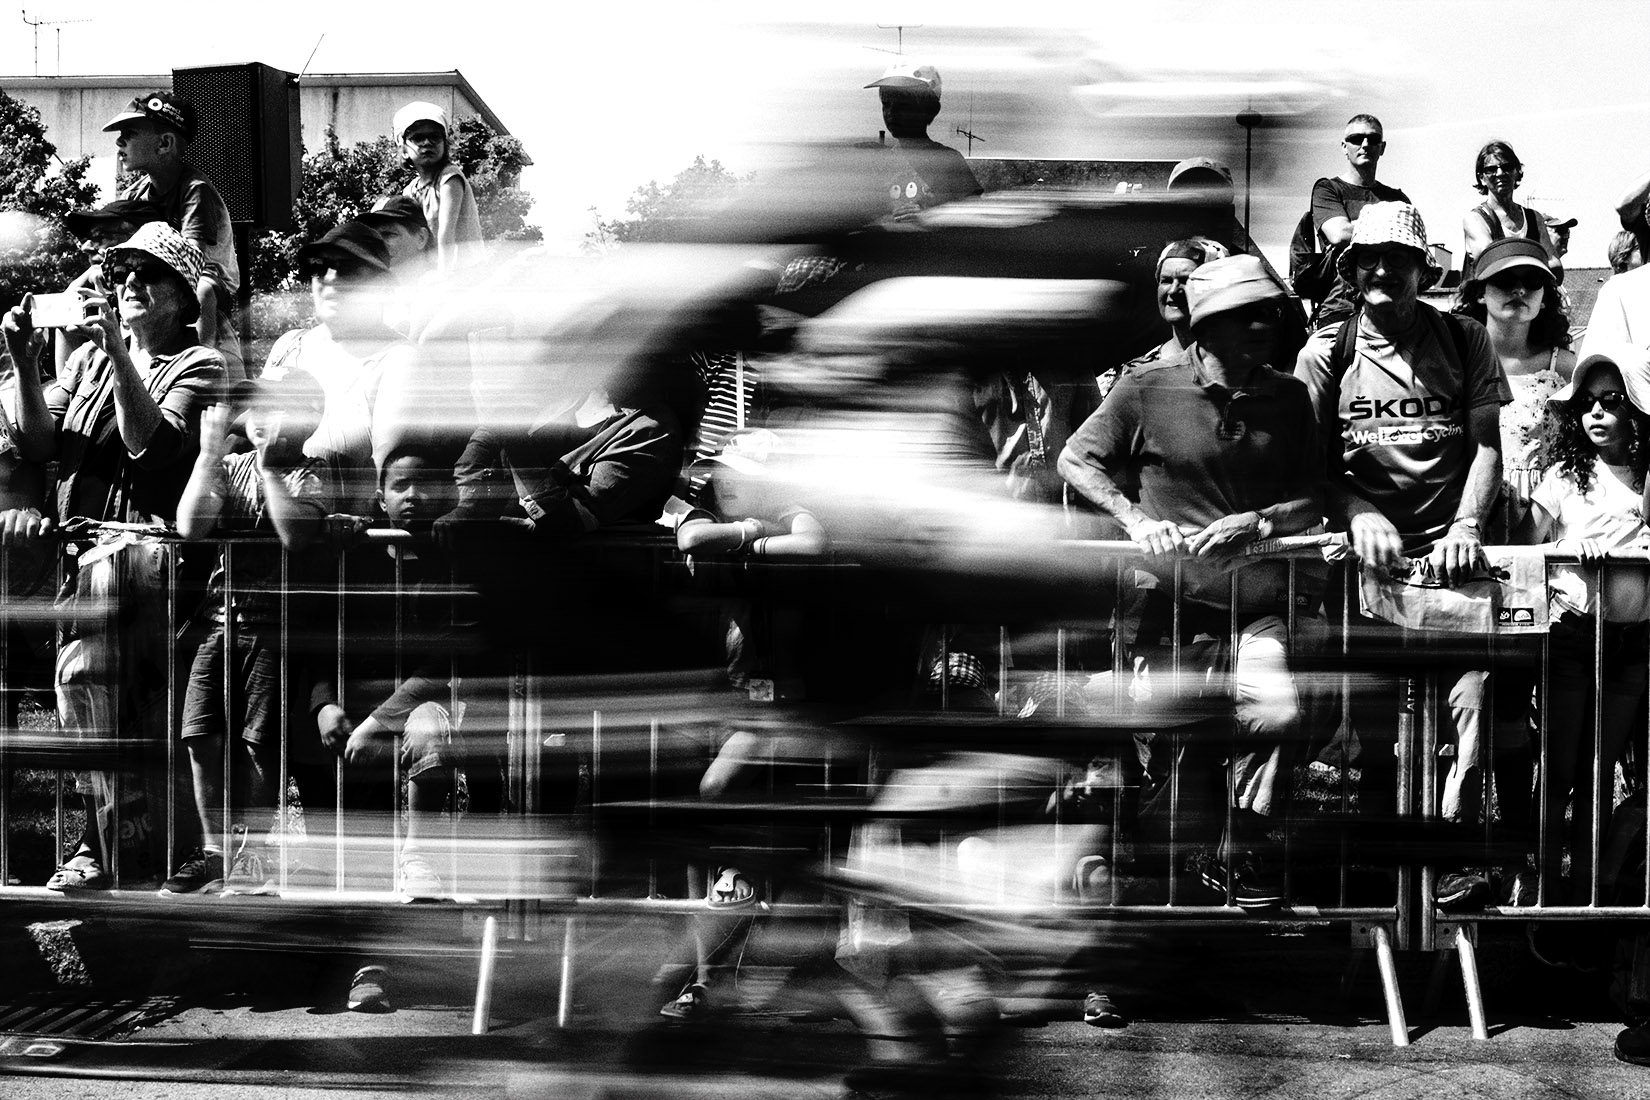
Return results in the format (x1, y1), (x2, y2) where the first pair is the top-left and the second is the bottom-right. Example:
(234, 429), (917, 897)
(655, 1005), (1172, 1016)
(0, 69), (526, 196)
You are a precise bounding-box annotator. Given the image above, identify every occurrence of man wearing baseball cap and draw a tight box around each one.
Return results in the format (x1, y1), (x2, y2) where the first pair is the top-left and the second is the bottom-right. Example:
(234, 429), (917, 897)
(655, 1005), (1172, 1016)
(1299, 201), (1510, 907)
(864, 59), (981, 220)
(103, 90), (241, 375)
(1061, 255), (1323, 909)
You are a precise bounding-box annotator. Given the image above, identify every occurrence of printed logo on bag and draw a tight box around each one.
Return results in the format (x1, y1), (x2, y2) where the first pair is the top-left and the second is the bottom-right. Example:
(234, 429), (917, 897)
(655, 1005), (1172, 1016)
(1497, 607), (1536, 626)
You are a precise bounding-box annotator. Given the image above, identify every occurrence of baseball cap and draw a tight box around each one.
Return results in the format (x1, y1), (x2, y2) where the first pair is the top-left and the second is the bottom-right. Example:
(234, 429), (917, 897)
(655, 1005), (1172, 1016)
(64, 199), (167, 240)
(102, 91), (196, 141)
(1184, 255), (1287, 327)
(106, 223), (204, 287)
(393, 101), (449, 140)
(1337, 201), (1442, 290)
(865, 60), (941, 99)
(296, 220), (392, 275)
(707, 428), (781, 477)
(1472, 236), (1553, 285)
(1167, 157), (1233, 192)
(1543, 212), (1578, 230)
(1156, 236), (1230, 275)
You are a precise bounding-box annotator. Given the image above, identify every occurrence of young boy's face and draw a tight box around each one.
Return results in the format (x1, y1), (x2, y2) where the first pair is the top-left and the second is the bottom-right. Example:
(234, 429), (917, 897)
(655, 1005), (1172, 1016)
(114, 121), (171, 175)
(379, 455), (453, 531)
(402, 122), (447, 171)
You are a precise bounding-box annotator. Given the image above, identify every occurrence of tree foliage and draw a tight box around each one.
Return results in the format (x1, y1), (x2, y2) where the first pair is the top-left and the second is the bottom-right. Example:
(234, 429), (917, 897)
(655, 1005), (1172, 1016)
(251, 116), (541, 293)
(585, 155), (750, 252)
(0, 86), (100, 313)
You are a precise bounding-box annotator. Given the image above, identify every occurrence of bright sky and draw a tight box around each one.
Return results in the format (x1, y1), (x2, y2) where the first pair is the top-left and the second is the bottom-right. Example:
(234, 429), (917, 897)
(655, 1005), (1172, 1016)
(5, 1), (1649, 268)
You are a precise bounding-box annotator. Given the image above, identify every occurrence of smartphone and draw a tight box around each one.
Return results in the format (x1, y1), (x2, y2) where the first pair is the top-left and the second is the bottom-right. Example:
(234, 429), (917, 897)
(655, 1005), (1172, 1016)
(27, 292), (86, 329)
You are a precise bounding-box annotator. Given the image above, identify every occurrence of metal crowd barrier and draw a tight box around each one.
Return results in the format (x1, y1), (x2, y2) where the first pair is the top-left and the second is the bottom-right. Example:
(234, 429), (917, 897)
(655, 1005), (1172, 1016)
(9, 525), (1641, 1044)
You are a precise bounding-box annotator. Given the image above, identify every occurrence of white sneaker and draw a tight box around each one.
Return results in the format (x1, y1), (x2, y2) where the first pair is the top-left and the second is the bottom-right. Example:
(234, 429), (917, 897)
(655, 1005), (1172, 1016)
(397, 851), (444, 903)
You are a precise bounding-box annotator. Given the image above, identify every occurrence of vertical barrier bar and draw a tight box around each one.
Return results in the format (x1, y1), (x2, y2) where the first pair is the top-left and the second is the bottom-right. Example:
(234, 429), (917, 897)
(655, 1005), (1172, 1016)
(1538, 619), (1551, 907)
(334, 553), (346, 890)
(277, 546), (290, 892)
(1225, 572), (1239, 905)
(646, 717), (659, 898)
(471, 913), (499, 1034)
(1418, 660), (1438, 953)
(1283, 558), (1297, 904)
(1591, 575), (1605, 908)
(1168, 560), (1183, 906)
(1110, 555), (1125, 906)
(589, 709), (601, 898)
(391, 545), (404, 891)
(1339, 569), (1352, 909)
(0, 539), (12, 885)
(221, 542), (236, 874)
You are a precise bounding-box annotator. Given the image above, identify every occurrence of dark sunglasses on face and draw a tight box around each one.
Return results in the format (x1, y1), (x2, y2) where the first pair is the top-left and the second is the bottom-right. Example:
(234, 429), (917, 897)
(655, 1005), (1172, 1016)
(303, 259), (374, 281)
(1344, 133), (1381, 146)
(1577, 390), (1628, 413)
(1486, 271), (1546, 293)
(107, 259), (175, 284)
(1479, 163), (1518, 176)
(1354, 247), (1418, 271)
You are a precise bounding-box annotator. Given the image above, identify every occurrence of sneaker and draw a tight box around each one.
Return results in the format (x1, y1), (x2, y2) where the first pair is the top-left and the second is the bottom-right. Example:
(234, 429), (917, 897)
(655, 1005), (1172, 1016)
(1082, 990), (1127, 1029)
(1229, 852), (1285, 910)
(707, 866), (757, 910)
(1435, 870), (1492, 911)
(45, 852), (108, 892)
(1503, 870), (1539, 908)
(1072, 855), (1111, 903)
(349, 965), (392, 1013)
(220, 848), (272, 896)
(659, 983), (708, 1020)
(396, 851), (444, 903)
(1616, 1021), (1650, 1066)
(160, 850), (224, 896)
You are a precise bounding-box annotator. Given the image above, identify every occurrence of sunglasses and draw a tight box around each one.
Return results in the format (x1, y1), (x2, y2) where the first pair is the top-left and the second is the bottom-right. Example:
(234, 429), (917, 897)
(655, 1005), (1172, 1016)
(107, 259), (176, 284)
(1354, 247), (1419, 271)
(303, 259), (376, 281)
(1577, 390), (1628, 412)
(1486, 271), (1547, 293)
(1343, 133), (1382, 146)
(1479, 163), (1518, 176)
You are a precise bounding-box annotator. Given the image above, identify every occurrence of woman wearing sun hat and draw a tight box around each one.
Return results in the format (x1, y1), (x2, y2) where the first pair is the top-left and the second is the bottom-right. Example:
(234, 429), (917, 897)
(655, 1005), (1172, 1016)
(1, 221), (224, 892)
(1452, 234), (1575, 535)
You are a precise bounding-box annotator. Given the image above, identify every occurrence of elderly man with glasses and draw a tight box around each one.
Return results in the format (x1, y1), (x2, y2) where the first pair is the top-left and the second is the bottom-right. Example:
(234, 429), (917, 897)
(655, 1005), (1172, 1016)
(1060, 255), (1324, 910)
(1299, 201), (1512, 910)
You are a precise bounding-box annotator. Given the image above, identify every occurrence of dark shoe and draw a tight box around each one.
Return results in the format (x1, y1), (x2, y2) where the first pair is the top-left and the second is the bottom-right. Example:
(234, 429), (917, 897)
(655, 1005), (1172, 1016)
(1082, 990), (1127, 1029)
(1502, 869), (1538, 908)
(349, 965), (392, 1013)
(1436, 870), (1492, 911)
(45, 852), (108, 892)
(160, 849), (224, 896)
(707, 867), (756, 910)
(659, 983), (707, 1020)
(1229, 852), (1285, 910)
(1616, 1021), (1650, 1066)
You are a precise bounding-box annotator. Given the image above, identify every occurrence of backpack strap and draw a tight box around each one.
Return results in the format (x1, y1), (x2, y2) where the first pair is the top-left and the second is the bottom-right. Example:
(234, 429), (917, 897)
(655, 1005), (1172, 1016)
(1329, 311), (1360, 386)
(1476, 203), (1502, 242)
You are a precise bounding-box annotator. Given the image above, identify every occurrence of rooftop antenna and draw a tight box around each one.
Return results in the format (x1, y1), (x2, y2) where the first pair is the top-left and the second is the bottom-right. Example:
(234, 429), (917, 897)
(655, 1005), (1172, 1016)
(21, 9), (89, 76)
(955, 91), (984, 156)
(300, 33), (324, 78)
(875, 23), (922, 55)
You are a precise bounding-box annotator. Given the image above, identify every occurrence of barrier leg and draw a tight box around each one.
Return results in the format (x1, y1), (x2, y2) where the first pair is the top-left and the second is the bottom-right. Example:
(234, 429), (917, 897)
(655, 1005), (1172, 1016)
(1455, 924), (1489, 1040)
(1373, 924), (1409, 1047)
(472, 914), (499, 1035)
(557, 916), (577, 1028)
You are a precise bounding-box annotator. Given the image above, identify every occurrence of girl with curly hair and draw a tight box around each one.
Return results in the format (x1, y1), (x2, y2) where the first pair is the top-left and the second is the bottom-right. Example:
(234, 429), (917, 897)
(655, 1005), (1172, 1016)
(1454, 235), (1575, 537)
(1516, 344), (1650, 906)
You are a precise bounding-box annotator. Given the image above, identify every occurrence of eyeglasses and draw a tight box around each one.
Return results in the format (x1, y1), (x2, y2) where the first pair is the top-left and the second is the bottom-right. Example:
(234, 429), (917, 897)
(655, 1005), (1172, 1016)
(1343, 133), (1382, 146)
(107, 259), (175, 284)
(1486, 271), (1547, 293)
(1578, 391), (1628, 412)
(1354, 247), (1419, 271)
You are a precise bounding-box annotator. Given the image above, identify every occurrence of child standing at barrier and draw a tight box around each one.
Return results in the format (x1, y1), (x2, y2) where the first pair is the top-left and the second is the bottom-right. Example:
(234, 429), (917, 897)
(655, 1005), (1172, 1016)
(1515, 343), (1650, 908)
(309, 444), (483, 1009)
(166, 374), (333, 895)
(393, 102), (482, 272)
(660, 427), (828, 1018)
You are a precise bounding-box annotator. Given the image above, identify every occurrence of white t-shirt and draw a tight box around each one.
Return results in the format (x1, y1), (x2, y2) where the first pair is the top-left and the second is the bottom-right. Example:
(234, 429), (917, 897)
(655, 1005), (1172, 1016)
(1529, 459), (1650, 621)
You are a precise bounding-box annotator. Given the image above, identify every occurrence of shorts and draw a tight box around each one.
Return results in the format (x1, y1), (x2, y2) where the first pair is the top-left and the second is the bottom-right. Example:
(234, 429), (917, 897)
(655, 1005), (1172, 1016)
(181, 624), (281, 745)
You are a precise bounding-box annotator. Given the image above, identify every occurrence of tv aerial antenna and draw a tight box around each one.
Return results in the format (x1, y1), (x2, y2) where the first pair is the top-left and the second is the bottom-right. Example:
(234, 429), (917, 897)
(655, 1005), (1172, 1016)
(956, 92), (985, 156)
(872, 23), (923, 55)
(21, 9), (90, 76)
